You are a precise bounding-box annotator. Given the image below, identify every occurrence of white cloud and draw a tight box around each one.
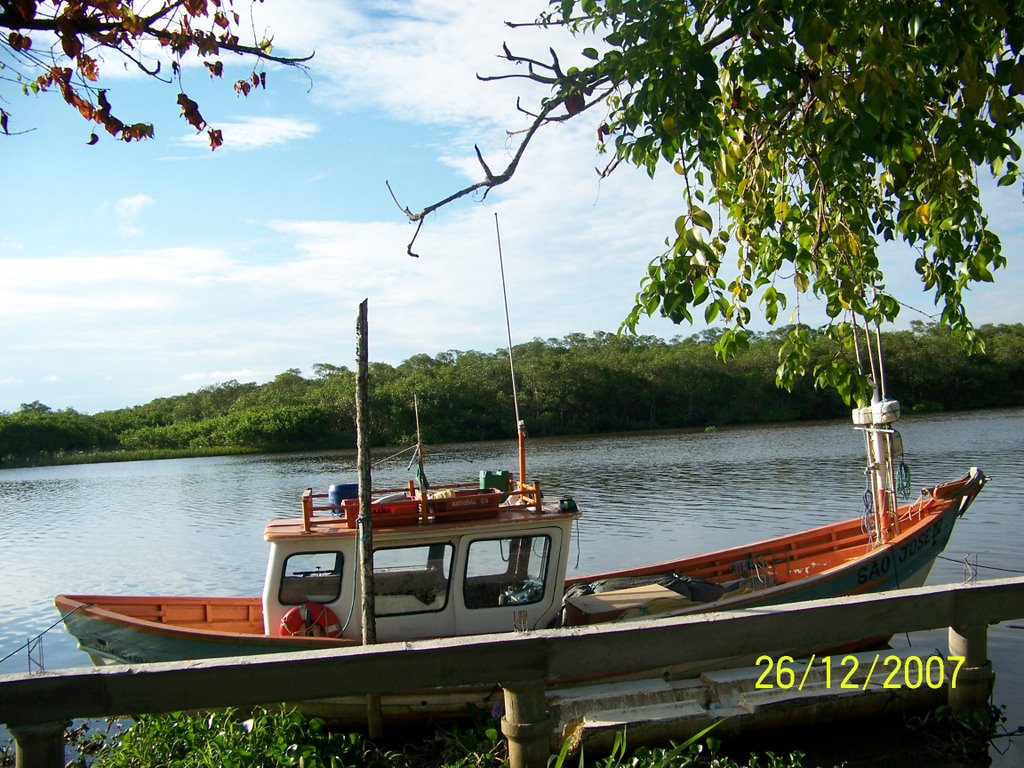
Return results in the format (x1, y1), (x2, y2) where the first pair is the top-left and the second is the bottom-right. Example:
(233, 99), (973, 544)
(177, 116), (319, 150)
(113, 193), (155, 236)
(116, 193), (154, 217)
(260, 2), (586, 138)
(180, 369), (264, 383)
(1, 248), (232, 303)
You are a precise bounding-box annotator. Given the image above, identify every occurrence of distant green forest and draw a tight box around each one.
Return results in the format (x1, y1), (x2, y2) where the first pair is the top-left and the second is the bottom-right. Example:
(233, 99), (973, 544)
(2, 322), (1023, 467)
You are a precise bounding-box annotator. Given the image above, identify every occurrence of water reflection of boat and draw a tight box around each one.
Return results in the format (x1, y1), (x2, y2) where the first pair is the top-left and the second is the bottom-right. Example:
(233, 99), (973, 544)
(55, 394), (986, 721)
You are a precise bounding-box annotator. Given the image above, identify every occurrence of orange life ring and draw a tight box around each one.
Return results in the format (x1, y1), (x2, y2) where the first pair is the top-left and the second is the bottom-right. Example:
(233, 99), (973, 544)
(278, 602), (343, 638)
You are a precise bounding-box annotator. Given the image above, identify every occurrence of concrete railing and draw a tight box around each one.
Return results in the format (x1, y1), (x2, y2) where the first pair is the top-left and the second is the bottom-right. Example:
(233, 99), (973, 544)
(3, 576), (1022, 768)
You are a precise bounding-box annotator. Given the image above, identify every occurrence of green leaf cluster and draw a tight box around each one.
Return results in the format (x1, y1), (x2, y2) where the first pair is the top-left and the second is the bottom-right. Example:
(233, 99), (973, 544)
(540, 0), (1023, 395)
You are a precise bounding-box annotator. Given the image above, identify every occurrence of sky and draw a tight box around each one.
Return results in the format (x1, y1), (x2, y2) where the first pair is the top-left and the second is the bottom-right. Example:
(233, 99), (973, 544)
(1, 1), (1022, 415)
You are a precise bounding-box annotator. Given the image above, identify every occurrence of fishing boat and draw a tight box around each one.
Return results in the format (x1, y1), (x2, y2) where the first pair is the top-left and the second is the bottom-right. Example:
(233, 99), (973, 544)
(53, 257), (987, 721)
(55, 398), (986, 711)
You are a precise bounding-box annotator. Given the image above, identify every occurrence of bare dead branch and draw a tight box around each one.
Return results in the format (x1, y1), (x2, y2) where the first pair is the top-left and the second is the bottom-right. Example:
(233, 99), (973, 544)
(385, 178), (406, 212)
(480, 43), (562, 85)
(388, 97), (565, 256)
(475, 145), (496, 179)
(515, 96), (540, 119)
(406, 218), (425, 258)
(499, 46), (554, 73)
(114, 47), (165, 79)
(597, 156), (623, 178)
(548, 47), (565, 80)
(505, 18), (586, 29)
(477, 71), (556, 84)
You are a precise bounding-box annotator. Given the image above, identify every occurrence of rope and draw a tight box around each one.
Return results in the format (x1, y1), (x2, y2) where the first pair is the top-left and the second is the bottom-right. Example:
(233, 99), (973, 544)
(936, 555), (1024, 575)
(895, 459), (912, 499)
(892, 429), (912, 500)
(889, 540), (914, 648)
(861, 479), (877, 544)
(372, 443), (417, 468)
(573, 516), (581, 569)
(337, 541), (360, 634)
(962, 553), (979, 583)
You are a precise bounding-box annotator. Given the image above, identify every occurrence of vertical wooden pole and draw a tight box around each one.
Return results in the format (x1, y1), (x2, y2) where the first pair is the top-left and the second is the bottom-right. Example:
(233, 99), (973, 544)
(948, 623), (994, 710)
(501, 680), (551, 768)
(355, 298), (383, 737)
(9, 721), (67, 768)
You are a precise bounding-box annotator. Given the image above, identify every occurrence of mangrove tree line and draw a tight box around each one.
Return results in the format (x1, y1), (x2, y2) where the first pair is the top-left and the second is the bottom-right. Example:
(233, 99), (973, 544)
(1, 322), (1022, 466)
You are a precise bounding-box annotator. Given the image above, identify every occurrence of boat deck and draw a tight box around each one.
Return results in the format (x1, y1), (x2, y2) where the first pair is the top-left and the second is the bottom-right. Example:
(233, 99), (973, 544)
(265, 495), (578, 540)
(58, 595), (266, 635)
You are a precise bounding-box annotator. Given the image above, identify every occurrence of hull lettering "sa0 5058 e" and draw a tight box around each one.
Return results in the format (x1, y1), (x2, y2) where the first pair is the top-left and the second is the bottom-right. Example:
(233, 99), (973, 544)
(857, 516), (946, 585)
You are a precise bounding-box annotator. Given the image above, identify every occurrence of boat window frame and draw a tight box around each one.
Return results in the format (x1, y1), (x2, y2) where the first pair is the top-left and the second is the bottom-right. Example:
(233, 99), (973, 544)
(462, 533), (552, 610)
(371, 541), (455, 617)
(278, 550), (344, 606)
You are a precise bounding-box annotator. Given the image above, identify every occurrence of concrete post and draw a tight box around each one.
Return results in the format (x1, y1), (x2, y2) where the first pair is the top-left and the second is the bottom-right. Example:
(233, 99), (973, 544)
(8, 721), (67, 768)
(948, 623), (994, 710)
(501, 679), (551, 768)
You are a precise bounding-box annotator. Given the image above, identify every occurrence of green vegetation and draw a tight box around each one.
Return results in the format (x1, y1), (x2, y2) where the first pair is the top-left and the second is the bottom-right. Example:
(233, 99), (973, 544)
(3, 708), (496, 768)
(3, 703), (1015, 767)
(0, 707), (815, 768)
(5, 703), (1011, 767)
(2, 322), (1023, 467)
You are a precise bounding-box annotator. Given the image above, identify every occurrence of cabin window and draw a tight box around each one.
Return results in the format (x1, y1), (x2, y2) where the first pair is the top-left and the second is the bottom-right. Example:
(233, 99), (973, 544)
(279, 551), (343, 605)
(464, 535), (551, 609)
(373, 543), (453, 616)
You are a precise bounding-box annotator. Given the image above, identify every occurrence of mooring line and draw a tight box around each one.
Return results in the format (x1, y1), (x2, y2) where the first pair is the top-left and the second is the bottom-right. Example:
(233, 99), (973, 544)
(0, 604), (90, 667)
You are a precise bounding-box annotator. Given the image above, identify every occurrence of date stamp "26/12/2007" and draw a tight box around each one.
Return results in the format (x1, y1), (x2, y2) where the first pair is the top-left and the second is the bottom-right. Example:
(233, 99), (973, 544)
(755, 654), (966, 691)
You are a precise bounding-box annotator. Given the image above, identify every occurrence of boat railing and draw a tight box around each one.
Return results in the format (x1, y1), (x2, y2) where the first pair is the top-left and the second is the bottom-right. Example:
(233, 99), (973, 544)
(301, 481), (513, 532)
(897, 468), (987, 527)
(506, 480), (543, 512)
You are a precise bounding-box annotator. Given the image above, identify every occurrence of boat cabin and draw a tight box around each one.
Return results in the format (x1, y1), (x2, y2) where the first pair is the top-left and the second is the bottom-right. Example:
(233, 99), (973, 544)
(262, 476), (580, 642)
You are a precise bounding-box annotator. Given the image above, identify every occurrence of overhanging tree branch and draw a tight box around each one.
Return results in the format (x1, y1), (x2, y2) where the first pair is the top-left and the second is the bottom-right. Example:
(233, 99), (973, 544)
(393, 1), (1021, 404)
(0, 0), (313, 148)
(390, 40), (616, 256)
(389, 96), (568, 257)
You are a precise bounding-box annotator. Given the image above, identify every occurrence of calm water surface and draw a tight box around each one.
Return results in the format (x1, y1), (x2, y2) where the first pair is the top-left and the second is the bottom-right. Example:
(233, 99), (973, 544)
(1, 408), (1021, 763)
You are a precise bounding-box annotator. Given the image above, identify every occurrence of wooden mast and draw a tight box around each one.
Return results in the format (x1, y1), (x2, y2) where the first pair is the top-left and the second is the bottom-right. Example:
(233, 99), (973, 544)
(854, 320), (899, 545)
(414, 394), (429, 515)
(355, 299), (382, 736)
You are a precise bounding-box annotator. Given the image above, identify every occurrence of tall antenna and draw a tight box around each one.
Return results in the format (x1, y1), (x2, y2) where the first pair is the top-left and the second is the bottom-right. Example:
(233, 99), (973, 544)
(874, 323), (888, 401)
(495, 213), (521, 427)
(495, 213), (530, 492)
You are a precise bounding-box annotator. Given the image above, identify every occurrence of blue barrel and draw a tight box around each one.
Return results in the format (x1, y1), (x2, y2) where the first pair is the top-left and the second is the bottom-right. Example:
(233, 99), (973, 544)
(327, 483), (359, 515)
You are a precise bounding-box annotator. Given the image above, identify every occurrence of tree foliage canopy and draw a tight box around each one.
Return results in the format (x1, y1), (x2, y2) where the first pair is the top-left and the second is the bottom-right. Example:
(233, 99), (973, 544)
(0, 0), (311, 148)
(405, 0), (1024, 405)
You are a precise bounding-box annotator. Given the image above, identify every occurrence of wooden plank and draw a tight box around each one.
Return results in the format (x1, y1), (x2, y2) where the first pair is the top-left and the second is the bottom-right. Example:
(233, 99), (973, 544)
(1, 577), (1021, 728)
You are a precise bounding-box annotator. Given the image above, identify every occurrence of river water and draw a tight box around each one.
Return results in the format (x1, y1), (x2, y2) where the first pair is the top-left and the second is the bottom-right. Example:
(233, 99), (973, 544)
(1, 408), (1021, 764)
